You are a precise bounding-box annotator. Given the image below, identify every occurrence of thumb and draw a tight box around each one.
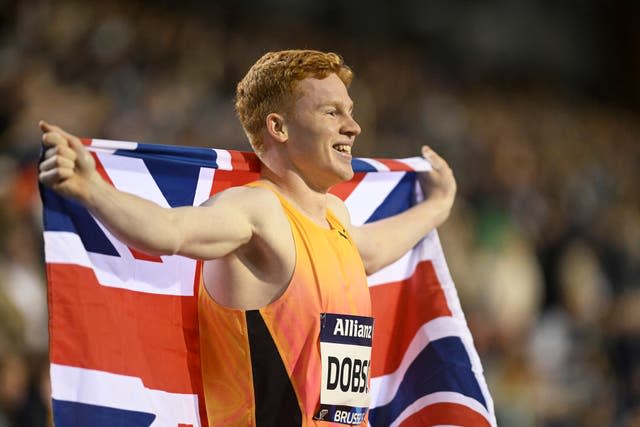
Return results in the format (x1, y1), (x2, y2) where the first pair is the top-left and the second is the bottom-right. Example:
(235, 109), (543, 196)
(39, 120), (60, 135)
(40, 120), (88, 152)
(39, 120), (84, 144)
(421, 145), (430, 158)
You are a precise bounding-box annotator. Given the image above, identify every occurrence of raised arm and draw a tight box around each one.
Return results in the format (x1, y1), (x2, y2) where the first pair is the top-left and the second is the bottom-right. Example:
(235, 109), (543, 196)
(38, 121), (253, 260)
(337, 146), (456, 275)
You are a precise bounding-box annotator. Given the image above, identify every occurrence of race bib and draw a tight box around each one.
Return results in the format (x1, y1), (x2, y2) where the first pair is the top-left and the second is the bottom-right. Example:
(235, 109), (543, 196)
(314, 313), (374, 426)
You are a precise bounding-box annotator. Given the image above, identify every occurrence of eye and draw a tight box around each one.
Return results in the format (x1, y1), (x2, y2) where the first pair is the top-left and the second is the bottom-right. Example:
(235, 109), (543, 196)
(326, 109), (337, 117)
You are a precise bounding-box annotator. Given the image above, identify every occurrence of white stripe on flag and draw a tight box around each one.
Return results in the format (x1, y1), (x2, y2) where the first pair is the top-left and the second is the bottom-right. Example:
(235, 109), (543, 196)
(344, 172), (405, 226)
(97, 153), (171, 207)
(212, 149), (232, 170)
(50, 364), (202, 427)
(88, 250), (197, 296)
(193, 167), (215, 206)
(358, 158), (390, 171)
(44, 232), (92, 268)
(395, 157), (432, 172)
(45, 231), (197, 296)
(426, 231), (463, 318)
(90, 139), (138, 152)
(367, 230), (441, 287)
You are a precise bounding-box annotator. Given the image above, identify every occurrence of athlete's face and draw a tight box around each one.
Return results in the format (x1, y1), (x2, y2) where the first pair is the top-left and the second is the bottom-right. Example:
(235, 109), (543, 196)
(284, 73), (361, 190)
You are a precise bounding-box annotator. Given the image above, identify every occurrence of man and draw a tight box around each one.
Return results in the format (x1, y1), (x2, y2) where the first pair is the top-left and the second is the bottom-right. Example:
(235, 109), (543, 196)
(39, 50), (456, 426)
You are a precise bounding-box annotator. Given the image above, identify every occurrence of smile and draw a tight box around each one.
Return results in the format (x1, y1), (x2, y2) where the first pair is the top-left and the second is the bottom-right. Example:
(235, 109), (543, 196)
(333, 144), (352, 155)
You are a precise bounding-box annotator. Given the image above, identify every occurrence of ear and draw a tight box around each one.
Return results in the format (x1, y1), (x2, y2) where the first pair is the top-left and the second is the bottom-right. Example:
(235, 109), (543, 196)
(265, 113), (288, 143)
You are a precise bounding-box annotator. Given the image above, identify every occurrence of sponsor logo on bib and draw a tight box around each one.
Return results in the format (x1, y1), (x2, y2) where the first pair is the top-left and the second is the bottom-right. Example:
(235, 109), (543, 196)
(314, 313), (374, 426)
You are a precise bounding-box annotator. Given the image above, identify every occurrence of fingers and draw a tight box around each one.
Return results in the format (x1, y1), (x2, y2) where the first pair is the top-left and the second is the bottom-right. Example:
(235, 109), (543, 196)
(38, 165), (75, 186)
(40, 120), (85, 151)
(40, 121), (66, 147)
(39, 120), (51, 133)
(39, 152), (76, 173)
(40, 120), (77, 142)
(42, 139), (78, 162)
(421, 145), (449, 172)
(39, 146), (77, 183)
(421, 145), (431, 158)
(39, 124), (82, 186)
(41, 130), (68, 152)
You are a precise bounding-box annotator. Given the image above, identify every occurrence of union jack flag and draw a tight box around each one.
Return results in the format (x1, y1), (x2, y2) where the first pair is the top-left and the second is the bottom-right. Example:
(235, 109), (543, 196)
(41, 139), (496, 426)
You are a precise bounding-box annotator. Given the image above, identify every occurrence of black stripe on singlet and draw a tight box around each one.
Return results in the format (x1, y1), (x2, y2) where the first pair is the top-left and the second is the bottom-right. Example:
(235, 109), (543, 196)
(246, 310), (302, 427)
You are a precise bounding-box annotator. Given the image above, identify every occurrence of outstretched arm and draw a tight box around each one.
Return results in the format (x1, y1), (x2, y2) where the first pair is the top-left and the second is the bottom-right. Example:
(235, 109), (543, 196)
(341, 146), (456, 275)
(38, 121), (253, 259)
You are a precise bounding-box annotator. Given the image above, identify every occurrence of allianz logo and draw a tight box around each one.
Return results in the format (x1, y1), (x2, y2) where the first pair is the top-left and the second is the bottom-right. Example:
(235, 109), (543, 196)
(333, 318), (372, 339)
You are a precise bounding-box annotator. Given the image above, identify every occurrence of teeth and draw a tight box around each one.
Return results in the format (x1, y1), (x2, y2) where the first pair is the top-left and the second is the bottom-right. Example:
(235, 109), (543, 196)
(334, 144), (351, 154)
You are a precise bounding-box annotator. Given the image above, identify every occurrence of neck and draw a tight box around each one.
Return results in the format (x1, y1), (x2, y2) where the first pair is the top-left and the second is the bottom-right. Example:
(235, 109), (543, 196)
(260, 165), (331, 227)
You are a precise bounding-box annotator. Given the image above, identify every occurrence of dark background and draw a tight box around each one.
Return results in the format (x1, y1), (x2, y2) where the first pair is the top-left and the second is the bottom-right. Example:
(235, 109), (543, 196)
(0, 1), (639, 426)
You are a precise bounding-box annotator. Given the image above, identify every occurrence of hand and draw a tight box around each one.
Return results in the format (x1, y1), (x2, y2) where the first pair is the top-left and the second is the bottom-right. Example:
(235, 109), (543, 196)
(38, 120), (101, 202)
(418, 145), (457, 211)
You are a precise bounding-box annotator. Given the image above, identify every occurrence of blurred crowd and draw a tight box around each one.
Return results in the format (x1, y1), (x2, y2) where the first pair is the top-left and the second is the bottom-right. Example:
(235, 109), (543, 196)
(0, 1), (638, 426)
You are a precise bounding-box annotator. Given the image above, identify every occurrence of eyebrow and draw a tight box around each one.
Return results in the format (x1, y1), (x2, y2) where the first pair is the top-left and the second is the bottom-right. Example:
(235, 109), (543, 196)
(318, 101), (354, 113)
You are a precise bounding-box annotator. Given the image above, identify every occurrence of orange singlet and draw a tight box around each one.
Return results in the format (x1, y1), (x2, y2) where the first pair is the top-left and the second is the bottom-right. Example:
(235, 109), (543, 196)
(198, 182), (372, 426)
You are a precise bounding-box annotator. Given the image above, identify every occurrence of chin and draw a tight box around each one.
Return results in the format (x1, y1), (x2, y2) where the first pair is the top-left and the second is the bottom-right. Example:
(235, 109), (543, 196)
(335, 166), (354, 183)
(320, 168), (353, 191)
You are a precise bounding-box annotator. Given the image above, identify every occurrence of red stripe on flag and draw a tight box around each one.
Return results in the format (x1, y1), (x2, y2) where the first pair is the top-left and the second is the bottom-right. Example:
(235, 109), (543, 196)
(47, 263), (201, 394)
(208, 169), (260, 196)
(369, 260), (451, 378)
(128, 248), (164, 263)
(228, 150), (261, 172)
(91, 152), (114, 186)
(398, 402), (491, 427)
(374, 159), (415, 172)
(329, 172), (366, 201)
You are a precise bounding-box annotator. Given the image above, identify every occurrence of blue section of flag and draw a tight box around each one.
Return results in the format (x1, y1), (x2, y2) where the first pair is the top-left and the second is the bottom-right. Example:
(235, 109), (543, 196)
(351, 158), (378, 173)
(144, 158), (201, 207)
(114, 143), (212, 207)
(115, 142), (218, 168)
(41, 186), (119, 256)
(52, 400), (156, 426)
(365, 172), (415, 223)
(41, 186), (76, 233)
(368, 336), (486, 426)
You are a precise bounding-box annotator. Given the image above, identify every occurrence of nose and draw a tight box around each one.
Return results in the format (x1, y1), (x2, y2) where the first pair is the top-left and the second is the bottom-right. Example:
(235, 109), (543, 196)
(343, 114), (361, 138)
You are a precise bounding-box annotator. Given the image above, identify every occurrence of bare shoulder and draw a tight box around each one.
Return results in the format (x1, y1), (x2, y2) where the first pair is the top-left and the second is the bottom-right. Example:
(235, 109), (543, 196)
(201, 184), (278, 208)
(201, 183), (285, 226)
